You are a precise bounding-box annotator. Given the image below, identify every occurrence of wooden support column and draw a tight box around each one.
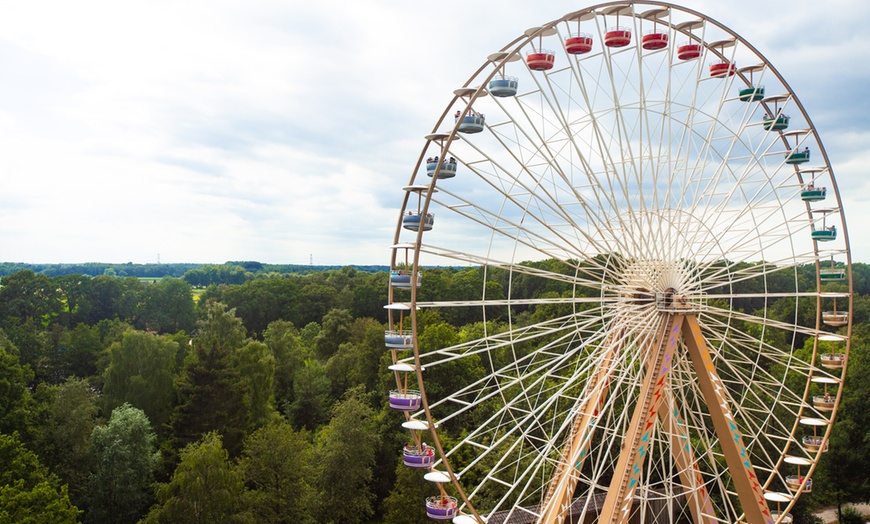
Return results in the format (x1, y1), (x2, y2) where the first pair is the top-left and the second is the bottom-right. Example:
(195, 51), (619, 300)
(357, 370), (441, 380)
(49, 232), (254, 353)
(681, 315), (774, 524)
(597, 315), (683, 524)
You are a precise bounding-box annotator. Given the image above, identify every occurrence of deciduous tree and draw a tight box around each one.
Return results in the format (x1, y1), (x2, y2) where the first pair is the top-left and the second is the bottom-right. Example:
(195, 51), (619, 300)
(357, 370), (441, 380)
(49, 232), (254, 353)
(103, 331), (180, 431)
(263, 320), (306, 410)
(140, 278), (196, 334)
(234, 341), (277, 429)
(315, 308), (352, 360)
(313, 386), (378, 524)
(239, 420), (315, 523)
(86, 404), (159, 524)
(220, 278), (301, 338)
(0, 332), (37, 438)
(287, 359), (330, 430)
(41, 377), (98, 508)
(0, 432), (80, 523)
(143, 432), (251, 524)
(382, 457), (433, 524)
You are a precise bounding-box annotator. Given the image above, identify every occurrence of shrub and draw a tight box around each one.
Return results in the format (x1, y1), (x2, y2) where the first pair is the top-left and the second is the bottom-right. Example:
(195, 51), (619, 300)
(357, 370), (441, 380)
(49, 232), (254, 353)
(841, 505), (865, 524)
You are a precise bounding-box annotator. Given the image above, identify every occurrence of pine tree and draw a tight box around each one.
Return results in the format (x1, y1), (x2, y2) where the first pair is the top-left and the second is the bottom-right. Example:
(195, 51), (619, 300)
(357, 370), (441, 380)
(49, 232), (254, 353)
(168, 302), (249, 458)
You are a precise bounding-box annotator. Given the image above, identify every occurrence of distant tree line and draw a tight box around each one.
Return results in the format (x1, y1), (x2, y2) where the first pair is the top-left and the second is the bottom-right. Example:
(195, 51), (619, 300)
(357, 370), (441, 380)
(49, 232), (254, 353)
(0, 261), (390, 281)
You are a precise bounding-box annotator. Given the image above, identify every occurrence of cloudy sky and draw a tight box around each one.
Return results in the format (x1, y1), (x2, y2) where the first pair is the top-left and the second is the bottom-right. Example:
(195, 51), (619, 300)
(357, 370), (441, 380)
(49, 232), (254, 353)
(1, 0), (868, 265)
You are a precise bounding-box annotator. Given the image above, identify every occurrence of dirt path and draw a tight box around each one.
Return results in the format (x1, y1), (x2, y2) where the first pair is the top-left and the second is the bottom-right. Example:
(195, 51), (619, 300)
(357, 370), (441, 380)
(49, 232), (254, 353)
(814, 504), (870, 523)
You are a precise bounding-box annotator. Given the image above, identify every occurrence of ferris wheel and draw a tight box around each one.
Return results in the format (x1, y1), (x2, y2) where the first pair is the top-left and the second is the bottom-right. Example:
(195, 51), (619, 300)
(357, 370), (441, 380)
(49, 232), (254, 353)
(385, 3), (852, 524)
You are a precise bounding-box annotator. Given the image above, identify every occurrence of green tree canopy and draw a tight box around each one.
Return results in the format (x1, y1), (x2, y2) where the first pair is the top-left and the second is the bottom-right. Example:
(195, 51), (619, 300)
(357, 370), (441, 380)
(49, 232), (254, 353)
(40, 377), (98, 508)
(0, 271), (62, 327)
(143, 432), (251, 524)
(315, 308), (353, 360)
(382, 456), (433, 524)
(313, 386), (379, 524)
(169, 303), (249, 457)
(0, 432), (80, 523)
(287, 359), (330, 431)
(239, 420), (315, 524)
(103, 331), (181, 431)
(0, 332), (37, 438)
(263, 320), (306, 411)
(140, 278), (196, 334)
(86, 404), (159, 524)
(220, 278), (301, 338)
(234, 341), (277, 429)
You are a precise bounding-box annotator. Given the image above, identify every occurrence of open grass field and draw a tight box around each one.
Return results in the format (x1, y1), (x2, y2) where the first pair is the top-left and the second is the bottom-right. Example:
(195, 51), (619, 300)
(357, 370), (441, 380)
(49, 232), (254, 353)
(136, 276), (205, 303)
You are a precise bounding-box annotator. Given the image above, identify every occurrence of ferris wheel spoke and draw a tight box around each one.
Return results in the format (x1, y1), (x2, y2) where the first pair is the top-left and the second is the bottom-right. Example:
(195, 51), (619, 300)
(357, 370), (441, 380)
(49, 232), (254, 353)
(421, 319), (601, 425)
(696, 312), (817, 393)
(447, 145), (589, 235)
(659, 388), (719, 524)
(441, 337), (615, 494)
(505, 73), (655, 256)
(702, 303), (818, 338)
(539, 326), (630, 522)
(430, 186), (607, 262)
(419, 242), (613, 289)
(413, 307), (614, 393)
(417, 296), (608, 309)
(456, 356), (620, 484)
(408, 311), (595, 366)
(691, 313), (818, 471)
(704, 291), (817, 300)
(694, 252), (816, 291)
(449, 100), (619, 245)
(461, 432), (552, 518)
(696, 330), (804, 399)
(694, 204), (806, 264)
(437, 316), (659, 506)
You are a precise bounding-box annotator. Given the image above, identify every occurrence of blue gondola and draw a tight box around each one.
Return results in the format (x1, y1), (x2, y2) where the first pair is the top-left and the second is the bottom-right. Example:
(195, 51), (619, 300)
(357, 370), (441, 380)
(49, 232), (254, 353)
(402, 212), (434, 231)
(426, 160), (457, 179)
(488, 76), (518, 97)
(457, 114), (485, 134)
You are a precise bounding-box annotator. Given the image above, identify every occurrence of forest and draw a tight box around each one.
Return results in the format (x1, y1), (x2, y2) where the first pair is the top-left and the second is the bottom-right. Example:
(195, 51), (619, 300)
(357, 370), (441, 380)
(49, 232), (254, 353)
(0, 262), (869, 524)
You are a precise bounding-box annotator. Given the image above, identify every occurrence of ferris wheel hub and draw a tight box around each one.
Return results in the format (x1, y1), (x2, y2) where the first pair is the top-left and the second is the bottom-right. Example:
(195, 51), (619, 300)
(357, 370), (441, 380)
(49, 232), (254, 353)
(655, 289), (694, 312)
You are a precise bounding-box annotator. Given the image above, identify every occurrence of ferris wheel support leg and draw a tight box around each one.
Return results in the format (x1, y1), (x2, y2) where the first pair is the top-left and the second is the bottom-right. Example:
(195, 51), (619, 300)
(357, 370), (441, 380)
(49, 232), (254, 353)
(660, 390), (718, 524)
(597, 315), (684, 524)
(681, 315), (774, 524)
(538, 335), (622, 524)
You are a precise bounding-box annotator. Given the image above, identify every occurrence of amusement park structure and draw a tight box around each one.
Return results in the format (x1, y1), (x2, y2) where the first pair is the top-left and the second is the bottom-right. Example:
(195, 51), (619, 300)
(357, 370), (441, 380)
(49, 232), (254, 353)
(386, 3), (851, 523)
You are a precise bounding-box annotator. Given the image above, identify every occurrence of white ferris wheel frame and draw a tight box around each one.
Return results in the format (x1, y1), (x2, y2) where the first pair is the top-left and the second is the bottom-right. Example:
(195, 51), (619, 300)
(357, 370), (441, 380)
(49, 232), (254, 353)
(386, 2), (852, 524)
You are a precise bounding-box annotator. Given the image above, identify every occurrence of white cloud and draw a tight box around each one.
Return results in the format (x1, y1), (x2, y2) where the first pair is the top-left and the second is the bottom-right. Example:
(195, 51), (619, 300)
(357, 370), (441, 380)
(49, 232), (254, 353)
(0, 0), (868, 264)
